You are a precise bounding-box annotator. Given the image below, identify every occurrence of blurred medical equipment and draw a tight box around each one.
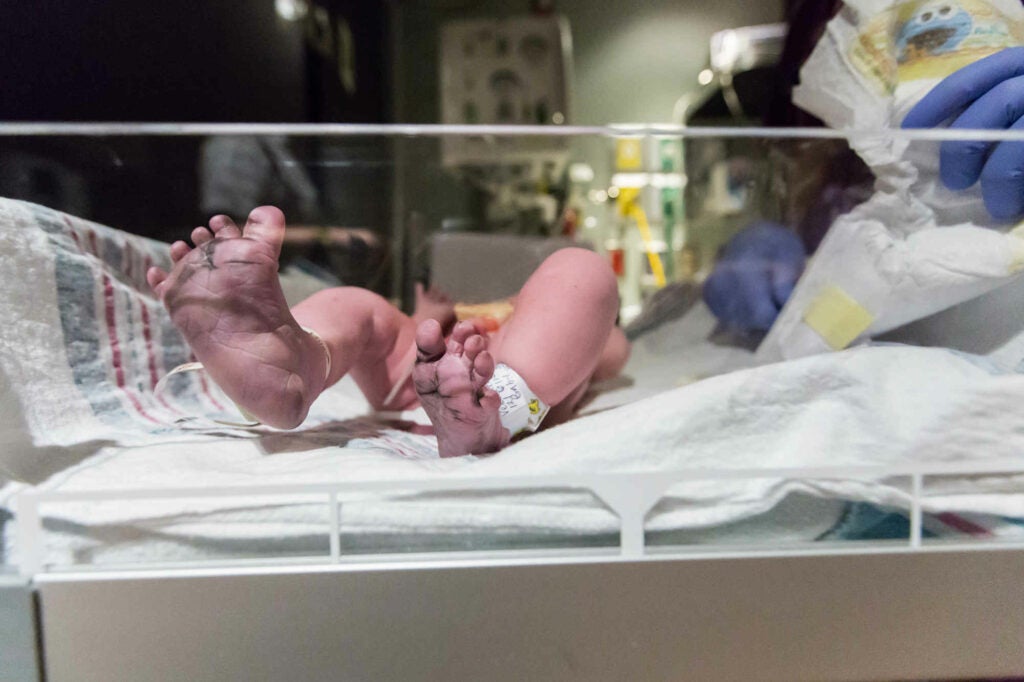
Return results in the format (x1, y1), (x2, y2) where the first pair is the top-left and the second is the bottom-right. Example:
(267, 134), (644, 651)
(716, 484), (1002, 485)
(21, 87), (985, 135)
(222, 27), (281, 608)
(440, 15), (571, 131)
(672, 23), (788, 125)
(440, 15), (571, 166)
(414, 13), (578, 323)
(602, 136), (685, 322)
(587, 24), (789, 324)
(636, 22), (793, 330)
(432, 13), (574, 271)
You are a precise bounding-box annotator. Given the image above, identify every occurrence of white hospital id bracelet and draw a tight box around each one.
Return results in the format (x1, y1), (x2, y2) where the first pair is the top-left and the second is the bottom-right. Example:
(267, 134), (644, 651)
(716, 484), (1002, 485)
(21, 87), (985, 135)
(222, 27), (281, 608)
(485, 363), (550, 437)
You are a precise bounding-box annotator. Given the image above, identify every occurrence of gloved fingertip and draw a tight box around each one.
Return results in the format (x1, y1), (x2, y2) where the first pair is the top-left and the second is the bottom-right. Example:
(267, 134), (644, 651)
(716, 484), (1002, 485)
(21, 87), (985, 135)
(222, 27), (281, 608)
(940, 166), (978, 191)
(984, 194), (1024, 222)
(902, 98), (946, 129)
(900, 110), (927, 129)
(772, 277), (797, 307)
(979, 133), (1024, 221)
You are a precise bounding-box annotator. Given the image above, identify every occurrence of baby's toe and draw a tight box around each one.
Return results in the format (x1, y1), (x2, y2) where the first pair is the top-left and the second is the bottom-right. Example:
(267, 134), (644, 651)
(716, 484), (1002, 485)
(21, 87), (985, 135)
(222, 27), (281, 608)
(209, 215), (243, 239)
(450, 321), (476, 346)
(471, 349), (495, 390)
(242, 206), (287, 258)
(146, 266), (168, 294)
(463, 334), (486, 362)
(479, 386), (501, 412)
(170, 240), (191, 263)
(415, 319), (446, 362)
(191, 226), (214, 246)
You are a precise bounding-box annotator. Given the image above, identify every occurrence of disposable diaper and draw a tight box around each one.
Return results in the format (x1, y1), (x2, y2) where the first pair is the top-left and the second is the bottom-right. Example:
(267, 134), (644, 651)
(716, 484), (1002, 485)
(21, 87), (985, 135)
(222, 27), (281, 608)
(759, 0), (1024, 363)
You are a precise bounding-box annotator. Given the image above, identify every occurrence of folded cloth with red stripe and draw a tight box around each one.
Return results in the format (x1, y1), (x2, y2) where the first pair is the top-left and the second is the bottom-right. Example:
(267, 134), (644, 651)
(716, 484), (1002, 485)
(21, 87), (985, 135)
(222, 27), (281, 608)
(0, 197), (371, 483)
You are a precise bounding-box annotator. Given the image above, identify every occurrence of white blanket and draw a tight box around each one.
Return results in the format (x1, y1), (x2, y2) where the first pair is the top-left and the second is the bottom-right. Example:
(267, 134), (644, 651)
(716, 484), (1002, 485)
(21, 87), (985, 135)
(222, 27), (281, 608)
(8, 343), (1024, 566)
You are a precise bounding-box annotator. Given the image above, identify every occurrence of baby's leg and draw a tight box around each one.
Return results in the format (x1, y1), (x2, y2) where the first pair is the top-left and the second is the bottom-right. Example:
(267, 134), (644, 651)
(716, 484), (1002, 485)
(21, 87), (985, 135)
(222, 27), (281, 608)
(592, 325), (631, 384)
(542, 325), (631, 426)
(290, 287), (419, 411)
(147, 206), (416, 429)
(492, 248), (620, 406)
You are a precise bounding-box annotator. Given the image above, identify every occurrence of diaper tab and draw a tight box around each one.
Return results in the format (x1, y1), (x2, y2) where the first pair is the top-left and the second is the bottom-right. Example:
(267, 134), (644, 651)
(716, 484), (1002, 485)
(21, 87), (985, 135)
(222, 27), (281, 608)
(1008, 222), (1024, 273)
(803, 285), (876, 351)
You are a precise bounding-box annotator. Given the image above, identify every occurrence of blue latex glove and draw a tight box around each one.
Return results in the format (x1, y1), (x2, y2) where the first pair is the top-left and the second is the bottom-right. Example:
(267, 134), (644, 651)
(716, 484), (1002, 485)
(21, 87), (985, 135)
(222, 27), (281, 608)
(703, 221), (805, 331)
(903, 47), (1024, 221)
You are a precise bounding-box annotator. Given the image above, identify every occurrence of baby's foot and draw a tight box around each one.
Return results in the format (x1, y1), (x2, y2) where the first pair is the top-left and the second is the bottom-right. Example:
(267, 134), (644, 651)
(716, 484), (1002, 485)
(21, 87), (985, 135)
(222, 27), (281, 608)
(413, 320), (510, 457)
(147, 206), (327, 429)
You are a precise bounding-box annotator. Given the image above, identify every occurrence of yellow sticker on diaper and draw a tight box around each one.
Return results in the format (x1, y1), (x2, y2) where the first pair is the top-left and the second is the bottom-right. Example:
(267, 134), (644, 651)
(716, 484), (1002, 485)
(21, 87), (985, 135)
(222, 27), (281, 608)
(1009, 221), (1024, 273)
(802, 285), (875, 351)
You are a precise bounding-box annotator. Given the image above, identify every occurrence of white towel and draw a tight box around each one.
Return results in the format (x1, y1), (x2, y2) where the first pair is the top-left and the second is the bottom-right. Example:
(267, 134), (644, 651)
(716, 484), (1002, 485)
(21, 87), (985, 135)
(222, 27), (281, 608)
(0, 197), (365, 483)
(10, 344), (1024, 568)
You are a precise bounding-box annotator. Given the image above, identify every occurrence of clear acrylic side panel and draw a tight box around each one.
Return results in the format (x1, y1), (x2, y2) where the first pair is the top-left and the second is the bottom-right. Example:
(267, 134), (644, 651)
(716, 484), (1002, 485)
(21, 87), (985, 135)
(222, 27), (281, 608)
(0, 125), (851, 313)
(15, 486), (622, 573)
(3, 124), (1024, 574)
(645, 476), (917, 553)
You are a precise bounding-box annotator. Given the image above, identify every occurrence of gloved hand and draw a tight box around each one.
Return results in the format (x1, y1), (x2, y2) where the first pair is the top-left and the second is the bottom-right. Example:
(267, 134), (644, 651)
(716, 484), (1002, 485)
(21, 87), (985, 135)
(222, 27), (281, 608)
(903, 47), (1024, 221)
(702, 221), (806, 331)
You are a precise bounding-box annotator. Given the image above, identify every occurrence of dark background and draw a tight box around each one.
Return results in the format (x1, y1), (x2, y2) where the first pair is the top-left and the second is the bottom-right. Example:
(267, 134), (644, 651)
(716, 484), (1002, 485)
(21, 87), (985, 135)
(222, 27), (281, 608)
(0, 0), (392, 245)
(0, 0), (389, 123)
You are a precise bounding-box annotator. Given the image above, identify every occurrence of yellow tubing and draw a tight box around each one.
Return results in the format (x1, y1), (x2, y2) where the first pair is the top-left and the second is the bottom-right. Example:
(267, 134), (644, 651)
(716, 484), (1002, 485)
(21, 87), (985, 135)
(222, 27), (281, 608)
(616, 187), (666, 288)
(630, 205), (666, 288)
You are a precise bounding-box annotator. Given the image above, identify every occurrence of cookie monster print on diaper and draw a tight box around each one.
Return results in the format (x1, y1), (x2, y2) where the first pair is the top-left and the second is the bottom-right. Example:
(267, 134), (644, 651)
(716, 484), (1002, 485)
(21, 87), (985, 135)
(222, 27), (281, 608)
(897, 2), (974, 62)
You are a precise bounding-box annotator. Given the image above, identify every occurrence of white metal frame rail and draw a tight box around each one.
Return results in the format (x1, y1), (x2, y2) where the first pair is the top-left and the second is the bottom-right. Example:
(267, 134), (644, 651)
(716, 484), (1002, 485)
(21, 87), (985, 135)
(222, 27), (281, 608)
(15, 457), (1024, 577)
